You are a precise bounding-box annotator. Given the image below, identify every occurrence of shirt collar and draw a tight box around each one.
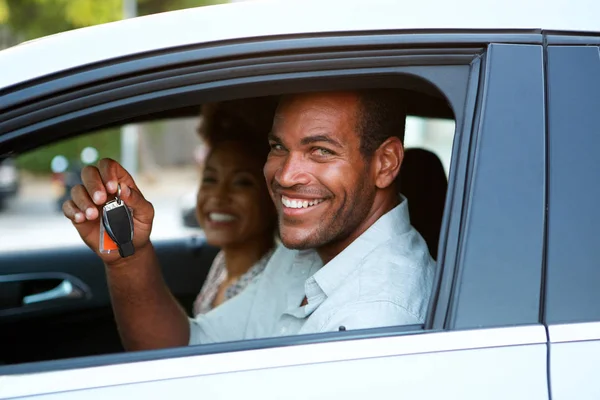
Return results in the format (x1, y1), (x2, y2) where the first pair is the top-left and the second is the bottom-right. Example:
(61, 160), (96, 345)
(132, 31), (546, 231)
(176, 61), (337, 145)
(311, 195), (412, 297)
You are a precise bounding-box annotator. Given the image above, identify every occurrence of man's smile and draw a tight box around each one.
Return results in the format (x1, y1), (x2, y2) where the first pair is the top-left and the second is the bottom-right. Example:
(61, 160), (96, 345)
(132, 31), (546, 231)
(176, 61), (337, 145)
(279, 194), (328, 217)
(281, 195), (325, 209)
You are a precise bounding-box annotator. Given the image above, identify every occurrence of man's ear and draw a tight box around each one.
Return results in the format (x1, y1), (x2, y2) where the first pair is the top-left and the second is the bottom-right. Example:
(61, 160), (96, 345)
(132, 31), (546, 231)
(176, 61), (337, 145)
(373, 137), (404, 189)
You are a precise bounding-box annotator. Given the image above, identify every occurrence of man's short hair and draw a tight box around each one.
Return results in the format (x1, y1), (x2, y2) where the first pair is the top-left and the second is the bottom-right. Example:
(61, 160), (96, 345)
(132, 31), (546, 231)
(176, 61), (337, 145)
(356, 89), (407, 158)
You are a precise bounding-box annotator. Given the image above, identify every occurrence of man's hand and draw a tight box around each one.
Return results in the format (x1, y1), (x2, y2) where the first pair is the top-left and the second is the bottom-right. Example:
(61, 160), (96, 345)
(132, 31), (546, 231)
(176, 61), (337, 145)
(62, 158), (154, 265)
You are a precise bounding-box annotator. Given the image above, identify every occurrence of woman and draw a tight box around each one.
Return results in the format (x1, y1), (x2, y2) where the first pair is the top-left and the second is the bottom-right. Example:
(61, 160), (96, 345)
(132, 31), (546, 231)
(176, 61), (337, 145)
(193, 99), (278, 315)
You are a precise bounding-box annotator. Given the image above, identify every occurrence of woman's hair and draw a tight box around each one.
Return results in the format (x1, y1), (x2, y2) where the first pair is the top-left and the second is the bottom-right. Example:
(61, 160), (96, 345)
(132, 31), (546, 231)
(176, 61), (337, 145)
(198, 96), (278, 159)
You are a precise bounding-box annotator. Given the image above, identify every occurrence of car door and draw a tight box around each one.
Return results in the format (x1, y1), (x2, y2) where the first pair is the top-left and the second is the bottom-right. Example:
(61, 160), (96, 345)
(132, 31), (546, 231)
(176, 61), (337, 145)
(544, 39), (600, 399)
(0, 26), (548, 400)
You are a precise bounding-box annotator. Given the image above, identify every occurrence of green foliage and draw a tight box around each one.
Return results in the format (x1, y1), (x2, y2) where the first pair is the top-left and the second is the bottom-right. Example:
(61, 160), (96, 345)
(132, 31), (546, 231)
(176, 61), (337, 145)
(16, 129), (121, 174)
(4, 0), (224, 173)
(0, 0), (8, 24)
(4, 0), (227, 40)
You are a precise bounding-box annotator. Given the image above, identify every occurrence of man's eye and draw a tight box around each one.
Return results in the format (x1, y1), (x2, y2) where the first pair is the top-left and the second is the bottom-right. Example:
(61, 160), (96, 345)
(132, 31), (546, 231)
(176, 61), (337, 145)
(313, 147), (334, 157)
(269, 143), (285, 152)
(202, 177), (217, 184)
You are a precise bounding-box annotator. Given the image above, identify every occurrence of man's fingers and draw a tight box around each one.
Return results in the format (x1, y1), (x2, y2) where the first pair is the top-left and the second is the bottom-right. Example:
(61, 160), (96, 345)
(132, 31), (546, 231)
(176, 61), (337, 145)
(97, 158), (138, 195)
(81, 165), (107, 206)
(62, 200), (86, 224)
(71, 185), (99, 221)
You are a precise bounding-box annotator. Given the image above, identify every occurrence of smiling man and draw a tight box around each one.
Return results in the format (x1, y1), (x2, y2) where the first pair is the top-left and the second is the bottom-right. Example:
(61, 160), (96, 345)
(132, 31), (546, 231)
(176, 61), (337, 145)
(64, 90), (435, 350)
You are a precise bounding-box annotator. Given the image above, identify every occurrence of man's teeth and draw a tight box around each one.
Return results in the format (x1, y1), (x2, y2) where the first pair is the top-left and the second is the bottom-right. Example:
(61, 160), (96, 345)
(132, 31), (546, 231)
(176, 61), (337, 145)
(209, 212), (236, 222)
(281, 196), (324, 209)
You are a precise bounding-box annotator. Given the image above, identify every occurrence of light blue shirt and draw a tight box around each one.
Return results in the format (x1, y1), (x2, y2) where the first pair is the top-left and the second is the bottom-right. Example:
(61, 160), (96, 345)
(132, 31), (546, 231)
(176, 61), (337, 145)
(189, 197), (435, 344)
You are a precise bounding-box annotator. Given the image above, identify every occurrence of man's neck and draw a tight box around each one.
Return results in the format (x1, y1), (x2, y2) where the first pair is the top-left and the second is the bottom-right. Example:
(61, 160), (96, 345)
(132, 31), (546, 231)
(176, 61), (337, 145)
(316, 192), (400, 264)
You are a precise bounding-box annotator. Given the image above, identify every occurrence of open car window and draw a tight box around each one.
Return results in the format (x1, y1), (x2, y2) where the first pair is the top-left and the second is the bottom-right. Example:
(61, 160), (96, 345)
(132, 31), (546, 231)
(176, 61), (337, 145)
(0, 89), (456, 362)
(8, 28), (553, 397)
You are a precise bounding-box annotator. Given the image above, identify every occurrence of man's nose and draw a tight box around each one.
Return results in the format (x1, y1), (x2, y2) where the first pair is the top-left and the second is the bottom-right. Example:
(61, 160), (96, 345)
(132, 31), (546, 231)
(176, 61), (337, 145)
(275, 152), (310, 188)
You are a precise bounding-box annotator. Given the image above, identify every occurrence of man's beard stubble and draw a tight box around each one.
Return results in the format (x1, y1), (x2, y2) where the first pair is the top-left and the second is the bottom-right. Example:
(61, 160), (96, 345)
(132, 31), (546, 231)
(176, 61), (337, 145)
(278, 175), (375, 253)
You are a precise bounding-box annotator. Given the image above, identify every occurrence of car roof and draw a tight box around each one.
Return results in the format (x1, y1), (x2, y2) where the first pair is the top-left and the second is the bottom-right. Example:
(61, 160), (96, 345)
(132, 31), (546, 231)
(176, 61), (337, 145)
(1, 0), (599, 91)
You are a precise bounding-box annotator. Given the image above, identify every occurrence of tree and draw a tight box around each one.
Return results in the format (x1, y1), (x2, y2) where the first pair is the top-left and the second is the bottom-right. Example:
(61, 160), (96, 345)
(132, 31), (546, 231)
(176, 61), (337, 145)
(3, 0), (224, 174)
(3, 0), (225, 41)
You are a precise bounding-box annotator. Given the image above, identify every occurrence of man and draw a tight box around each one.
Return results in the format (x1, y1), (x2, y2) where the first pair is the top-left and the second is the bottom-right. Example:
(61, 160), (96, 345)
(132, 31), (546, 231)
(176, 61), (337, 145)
(63, 90), (435, 350)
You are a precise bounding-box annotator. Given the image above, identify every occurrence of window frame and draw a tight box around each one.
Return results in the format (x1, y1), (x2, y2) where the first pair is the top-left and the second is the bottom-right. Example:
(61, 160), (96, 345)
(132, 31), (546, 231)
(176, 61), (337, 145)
(0, 33), (515, 378)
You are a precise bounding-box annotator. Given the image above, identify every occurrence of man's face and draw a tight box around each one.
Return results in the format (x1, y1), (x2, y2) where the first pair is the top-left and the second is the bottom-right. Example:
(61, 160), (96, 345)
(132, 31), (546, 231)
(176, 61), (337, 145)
(264, 92), (376, 253)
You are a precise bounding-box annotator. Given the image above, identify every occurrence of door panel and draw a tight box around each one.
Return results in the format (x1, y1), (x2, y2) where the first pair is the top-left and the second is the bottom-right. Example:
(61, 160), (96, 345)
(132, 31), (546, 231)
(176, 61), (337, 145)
(0, 238), (218, 365)
(549, 323), (600, 400)
(1, 325), (549, 399)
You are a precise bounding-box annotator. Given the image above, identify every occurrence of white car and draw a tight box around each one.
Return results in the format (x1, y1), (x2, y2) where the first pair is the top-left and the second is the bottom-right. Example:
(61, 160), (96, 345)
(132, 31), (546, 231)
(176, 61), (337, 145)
(1, 0), (599, 398)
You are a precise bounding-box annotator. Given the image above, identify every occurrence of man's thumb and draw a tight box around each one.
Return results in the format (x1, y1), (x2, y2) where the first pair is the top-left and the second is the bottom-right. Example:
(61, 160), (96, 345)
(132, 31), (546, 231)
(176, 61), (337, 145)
(119, 184), (154, 221)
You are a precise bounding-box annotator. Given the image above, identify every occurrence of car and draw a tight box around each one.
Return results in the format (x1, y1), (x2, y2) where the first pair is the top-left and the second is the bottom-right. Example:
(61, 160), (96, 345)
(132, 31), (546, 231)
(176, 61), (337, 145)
(0, 0), (599, 398)
(0, 157), (19, 210)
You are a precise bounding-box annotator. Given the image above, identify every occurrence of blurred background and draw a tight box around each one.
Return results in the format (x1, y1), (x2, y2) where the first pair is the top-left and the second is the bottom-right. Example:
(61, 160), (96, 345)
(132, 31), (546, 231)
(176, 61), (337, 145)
(0, 0), (454, 252)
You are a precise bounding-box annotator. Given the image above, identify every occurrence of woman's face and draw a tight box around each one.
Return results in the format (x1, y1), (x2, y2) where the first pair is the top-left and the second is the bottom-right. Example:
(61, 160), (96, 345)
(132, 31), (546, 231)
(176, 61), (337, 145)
(196, 141), (275, 248)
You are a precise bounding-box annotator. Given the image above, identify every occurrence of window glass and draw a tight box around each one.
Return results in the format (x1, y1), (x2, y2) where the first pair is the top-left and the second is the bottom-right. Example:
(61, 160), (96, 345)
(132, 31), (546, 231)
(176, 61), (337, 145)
(405, 116), (455, 175)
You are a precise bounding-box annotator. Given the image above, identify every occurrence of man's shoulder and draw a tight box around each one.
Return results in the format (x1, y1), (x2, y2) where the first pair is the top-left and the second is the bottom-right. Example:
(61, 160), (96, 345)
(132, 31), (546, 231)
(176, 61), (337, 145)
(360, 223), (434, 270)
(357, 237), (435, 288)
(353, 228), (436, 312)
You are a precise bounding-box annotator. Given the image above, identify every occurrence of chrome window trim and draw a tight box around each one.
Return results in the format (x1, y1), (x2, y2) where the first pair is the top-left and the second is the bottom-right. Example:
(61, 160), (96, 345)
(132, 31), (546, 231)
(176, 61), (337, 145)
(0, 324), (546, 398)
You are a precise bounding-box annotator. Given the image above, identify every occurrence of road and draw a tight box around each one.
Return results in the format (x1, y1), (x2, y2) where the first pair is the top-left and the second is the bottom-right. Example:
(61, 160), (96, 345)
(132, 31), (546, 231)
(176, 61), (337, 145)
(0, 168), (204, 253)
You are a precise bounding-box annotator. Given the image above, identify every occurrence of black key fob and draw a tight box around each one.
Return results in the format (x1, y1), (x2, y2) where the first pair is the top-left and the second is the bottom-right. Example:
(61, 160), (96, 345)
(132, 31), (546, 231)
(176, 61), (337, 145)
(102, 192), (135, 258)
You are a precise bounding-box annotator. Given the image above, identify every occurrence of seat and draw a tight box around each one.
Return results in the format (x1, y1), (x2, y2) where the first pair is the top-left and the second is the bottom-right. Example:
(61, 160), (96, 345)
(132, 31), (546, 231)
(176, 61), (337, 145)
(399, 148), (448, 260)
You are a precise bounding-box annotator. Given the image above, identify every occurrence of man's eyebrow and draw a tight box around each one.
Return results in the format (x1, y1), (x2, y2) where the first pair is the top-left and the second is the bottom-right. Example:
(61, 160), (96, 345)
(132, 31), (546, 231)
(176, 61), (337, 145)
(267, 132), (282, 142)
(300, 134), (343, 148)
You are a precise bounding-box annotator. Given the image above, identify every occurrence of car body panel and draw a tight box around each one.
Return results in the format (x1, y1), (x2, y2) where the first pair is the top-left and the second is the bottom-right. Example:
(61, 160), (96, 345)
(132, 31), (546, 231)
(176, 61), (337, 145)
(548, 322), (600, 400)
(1, 0), (600, 91)
(0, 325), (548, 399)
(1, 2), (599, 397)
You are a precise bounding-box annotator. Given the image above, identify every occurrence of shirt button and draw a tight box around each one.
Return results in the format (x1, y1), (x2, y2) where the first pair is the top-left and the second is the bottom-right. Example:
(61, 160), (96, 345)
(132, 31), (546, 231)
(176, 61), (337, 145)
(280, 327), (287, 334)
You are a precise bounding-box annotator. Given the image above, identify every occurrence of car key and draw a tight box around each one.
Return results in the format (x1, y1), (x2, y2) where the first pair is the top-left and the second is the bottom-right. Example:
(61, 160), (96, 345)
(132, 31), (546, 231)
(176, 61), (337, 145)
(102, 184), (135, 258)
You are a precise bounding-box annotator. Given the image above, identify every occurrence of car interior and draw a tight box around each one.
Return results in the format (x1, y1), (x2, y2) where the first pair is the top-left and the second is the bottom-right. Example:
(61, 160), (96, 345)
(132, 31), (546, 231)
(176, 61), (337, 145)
(0, 78), (455, 367)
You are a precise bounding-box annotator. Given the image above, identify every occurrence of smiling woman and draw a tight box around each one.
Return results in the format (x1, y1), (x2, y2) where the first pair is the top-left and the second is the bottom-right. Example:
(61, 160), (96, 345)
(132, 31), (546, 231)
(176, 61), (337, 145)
(193, 140), (277, 314)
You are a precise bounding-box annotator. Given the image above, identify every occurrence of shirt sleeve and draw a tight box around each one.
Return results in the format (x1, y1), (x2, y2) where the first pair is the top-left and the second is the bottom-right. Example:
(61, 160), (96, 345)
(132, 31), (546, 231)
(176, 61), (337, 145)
(317, 300), (422, 332)
(188, 277), (261, 345)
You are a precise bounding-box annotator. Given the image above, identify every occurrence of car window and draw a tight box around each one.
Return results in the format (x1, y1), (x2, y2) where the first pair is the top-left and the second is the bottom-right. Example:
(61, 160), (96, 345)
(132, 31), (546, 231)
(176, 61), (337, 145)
(404, 116), (455, 175)
(1, 117), (206, 253)
(0, 40), (475, 371)
(0, 96), (455, 362)
(1, 115), (454, 254)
